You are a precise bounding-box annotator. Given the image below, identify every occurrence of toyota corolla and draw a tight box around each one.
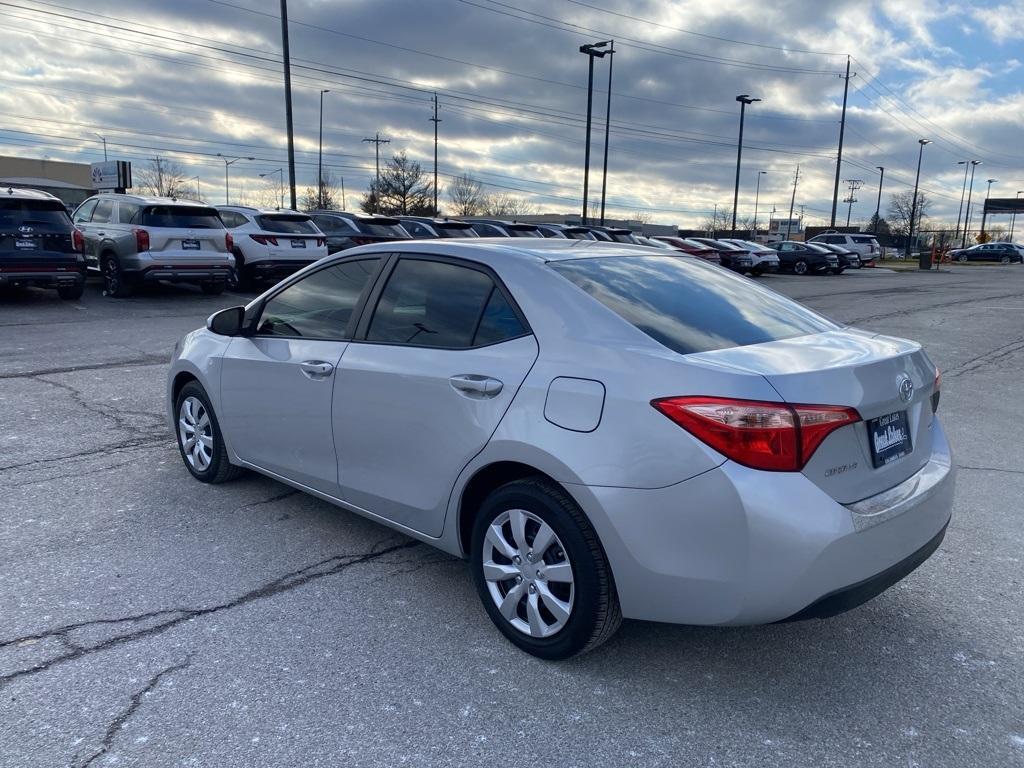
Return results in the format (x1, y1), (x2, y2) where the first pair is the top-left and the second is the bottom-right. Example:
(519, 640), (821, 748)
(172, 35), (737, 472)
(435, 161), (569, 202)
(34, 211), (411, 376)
(167, 240), (954, 659)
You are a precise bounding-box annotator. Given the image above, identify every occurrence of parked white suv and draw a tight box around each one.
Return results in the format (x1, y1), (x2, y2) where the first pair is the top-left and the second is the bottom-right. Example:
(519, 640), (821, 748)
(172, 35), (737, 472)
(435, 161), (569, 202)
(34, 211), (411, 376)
(74, 194), (235, 297)
(809, 232), (880, 265)
(217, 206), (327, 290)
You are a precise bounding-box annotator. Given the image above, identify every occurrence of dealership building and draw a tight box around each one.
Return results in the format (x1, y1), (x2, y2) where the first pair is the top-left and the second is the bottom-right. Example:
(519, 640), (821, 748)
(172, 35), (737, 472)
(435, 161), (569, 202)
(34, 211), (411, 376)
(0, 155), (100, 207)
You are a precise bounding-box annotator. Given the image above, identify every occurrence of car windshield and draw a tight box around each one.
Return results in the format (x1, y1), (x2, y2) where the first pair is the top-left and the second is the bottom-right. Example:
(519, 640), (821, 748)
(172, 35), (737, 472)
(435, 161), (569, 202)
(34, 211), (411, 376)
(0, 199), (71, 230)
(551, 255), (836, 355)
(257, 215), (319, 234)
(140, 206), (223, 229)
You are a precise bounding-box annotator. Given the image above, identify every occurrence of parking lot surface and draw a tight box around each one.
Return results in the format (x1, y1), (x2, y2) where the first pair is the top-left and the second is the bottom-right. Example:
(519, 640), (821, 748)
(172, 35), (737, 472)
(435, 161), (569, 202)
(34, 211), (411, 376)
(2, 267), (1023, 768)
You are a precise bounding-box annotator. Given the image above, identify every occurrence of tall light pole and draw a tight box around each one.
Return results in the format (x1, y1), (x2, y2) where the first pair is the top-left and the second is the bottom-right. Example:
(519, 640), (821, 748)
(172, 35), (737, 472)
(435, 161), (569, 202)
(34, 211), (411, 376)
(318, 89), (330, 209)
(579, 40), (610, 225)
(873, 166), (884, 234)
(830, 56), (854, 227)
(752, 170), (766, 238)
(954, 161), (971, 244)
(191, 175), (201, 201)
(598, 41), (615, 225)
(1011, 191), (1022, 242)
(217, 154), (254, 205)
(260, 169), (284, 209)
(907, 139), (931, 269)
(732, 94), (760, 234)
(430, 93), (441, 215)
(279, 0), (297, 210)
(980, 178), (997, 238)
(93, 133), (108, 161)
(962, 160), (982, 248)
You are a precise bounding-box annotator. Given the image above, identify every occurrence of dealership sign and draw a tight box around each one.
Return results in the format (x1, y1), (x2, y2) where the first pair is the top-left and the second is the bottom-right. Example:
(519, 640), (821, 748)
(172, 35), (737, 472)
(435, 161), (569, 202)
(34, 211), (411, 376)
(983, 197), (1024, 215)
(90, 160), (132, 190)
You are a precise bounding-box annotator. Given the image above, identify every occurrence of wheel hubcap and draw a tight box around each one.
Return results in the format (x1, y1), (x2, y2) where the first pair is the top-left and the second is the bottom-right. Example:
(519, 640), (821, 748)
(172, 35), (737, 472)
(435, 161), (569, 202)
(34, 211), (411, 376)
(482, 509), (574, 638)
(178, 396), (213, 471)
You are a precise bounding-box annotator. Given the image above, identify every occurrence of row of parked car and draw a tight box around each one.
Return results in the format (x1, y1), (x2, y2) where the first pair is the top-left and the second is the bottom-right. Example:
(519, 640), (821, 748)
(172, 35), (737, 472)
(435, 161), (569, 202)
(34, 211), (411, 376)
(4, 188), (1020, 301)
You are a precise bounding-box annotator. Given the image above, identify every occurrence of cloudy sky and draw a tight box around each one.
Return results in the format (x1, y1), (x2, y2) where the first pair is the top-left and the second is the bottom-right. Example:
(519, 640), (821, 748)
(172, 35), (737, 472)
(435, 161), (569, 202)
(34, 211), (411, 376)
(2, 0), (1023, 227)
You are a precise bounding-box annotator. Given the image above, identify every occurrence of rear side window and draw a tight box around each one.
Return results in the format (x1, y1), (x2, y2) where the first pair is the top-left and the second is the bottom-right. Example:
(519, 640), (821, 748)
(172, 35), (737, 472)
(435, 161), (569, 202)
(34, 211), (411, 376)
(257, 258), (381, 340)
(141, 206), (223, 229)
(0, 199), (71, 230)
(118, 203), (141, 224)
(367, 259), (523, 348)
(91, 199), (115, 224)
(257, 215), (318, 234)
(550, 256), (836, 355)
(219, 211), (249, 228)
(852, 236), (877, 244)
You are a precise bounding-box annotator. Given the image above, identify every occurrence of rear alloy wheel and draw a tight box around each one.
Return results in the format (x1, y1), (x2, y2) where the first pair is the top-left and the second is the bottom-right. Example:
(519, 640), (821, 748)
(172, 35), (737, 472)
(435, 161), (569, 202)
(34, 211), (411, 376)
(471, 478), (621, 659)
(175, 382), (244, 484)
(102, 254), (133, 298)
(1001, 255), (1011, 264)
(793, 259), (809, 275)
(958, 254), (968, 263)
(57, 283), (84, 300)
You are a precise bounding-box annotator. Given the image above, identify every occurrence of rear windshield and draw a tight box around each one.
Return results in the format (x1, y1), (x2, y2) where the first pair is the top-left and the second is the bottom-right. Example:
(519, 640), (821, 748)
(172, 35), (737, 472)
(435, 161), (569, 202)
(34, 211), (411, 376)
(140, 206), (224, 229)
(257, 215), (318, 234)
(436, 223), (478, 237)
(0, 199), (71, 230)
(508, 226), (542, 238)
(852, 235), (878, 243)
(550, 256), (836, 355)
(564, 228), (597, 240)
(354, 219), (410, 238)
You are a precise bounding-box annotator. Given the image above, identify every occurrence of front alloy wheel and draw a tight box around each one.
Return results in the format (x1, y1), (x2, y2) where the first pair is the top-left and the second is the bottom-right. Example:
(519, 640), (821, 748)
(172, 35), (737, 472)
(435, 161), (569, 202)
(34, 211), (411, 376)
(793, 259), (809, 275)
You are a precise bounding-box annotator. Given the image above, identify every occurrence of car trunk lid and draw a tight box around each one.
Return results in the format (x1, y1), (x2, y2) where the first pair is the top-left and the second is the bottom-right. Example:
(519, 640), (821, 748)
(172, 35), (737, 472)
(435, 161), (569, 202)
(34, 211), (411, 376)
(140, 205), (228, 257)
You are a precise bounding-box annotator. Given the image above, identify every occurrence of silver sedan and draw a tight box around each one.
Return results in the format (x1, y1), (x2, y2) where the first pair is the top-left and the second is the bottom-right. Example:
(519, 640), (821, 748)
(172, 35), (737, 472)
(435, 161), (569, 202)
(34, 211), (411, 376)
(167, 239), (954, 659)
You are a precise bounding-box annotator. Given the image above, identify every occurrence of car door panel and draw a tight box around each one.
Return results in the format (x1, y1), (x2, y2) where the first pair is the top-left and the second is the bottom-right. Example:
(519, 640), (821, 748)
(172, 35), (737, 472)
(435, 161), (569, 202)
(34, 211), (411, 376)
(332, 335), (539, 537)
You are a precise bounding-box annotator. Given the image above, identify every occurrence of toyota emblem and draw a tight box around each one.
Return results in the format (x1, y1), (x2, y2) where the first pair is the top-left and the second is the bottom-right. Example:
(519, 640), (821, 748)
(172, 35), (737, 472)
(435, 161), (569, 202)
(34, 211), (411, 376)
(898, 376), (914, 403)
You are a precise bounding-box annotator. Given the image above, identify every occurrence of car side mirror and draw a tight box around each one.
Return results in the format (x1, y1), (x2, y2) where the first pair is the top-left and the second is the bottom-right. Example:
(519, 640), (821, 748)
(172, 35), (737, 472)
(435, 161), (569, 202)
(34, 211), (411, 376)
(207, 306), (245, 336)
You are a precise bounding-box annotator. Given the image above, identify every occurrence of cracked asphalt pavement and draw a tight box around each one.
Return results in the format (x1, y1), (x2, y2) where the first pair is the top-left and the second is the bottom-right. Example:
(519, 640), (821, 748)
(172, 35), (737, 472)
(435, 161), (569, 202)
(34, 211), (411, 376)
(2, 267), (1023, 767)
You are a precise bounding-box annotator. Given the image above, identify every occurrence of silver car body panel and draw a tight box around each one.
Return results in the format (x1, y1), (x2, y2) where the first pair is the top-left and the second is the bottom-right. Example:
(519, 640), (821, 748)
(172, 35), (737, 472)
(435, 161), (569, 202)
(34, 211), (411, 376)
(169, 239), (954, 625)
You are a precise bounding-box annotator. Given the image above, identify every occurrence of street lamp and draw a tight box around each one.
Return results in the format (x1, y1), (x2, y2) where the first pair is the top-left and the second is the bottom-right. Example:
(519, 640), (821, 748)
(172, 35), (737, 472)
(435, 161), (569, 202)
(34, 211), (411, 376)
(1011, 191), (1022, 242)
(598, 40), (616, 225)
(318, 89), (330, 209)
(217, 154), (255, 205)
(260, 169), (284, 210)
(579, 40), (611, 225)
(907, 139), (931, 269)
(732, 94), (761, 234)
(93, 133), (108, 161)
(954, 161), (972, 243)
(191, 176), (201, 201)
(980, 178), (998, 238)
(962, 160), (982, 248)
(752, 171), (766, 238)
(873, 166), (885, 235)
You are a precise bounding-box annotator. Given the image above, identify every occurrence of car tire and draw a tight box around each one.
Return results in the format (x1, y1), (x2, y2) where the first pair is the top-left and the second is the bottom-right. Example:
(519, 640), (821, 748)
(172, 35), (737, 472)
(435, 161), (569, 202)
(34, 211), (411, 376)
(102, 253), (133, 298)
(1001, 255), (1011, 264)
(57, 283), (84, 301)
(793, 259), (809, 275)
(470, 477), (621, 660)
(201, 281), (226, 295)
(229, 250), (254, 291)
(958, 254), (968, 263)
(174, 381), (244, 484)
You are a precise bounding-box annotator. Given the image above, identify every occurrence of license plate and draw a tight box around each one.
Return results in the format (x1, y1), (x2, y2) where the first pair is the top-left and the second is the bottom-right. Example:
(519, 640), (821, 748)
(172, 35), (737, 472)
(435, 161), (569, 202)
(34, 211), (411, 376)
(15, 239), (37, 249)
(182, 239), (200, 250)
(868, 410), (913, 468)
(290, 239), (307, 248)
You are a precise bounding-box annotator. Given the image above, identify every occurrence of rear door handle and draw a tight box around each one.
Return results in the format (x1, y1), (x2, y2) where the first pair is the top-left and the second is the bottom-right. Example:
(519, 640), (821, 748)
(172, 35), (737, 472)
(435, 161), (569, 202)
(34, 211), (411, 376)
(300, 360), (334, 378)
(449, 374), (503, 398)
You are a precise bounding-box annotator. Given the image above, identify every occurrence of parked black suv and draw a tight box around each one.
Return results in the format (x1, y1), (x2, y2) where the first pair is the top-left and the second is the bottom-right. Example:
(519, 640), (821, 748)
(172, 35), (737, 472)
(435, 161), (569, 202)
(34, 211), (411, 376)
(308, 211), (411, 254)
(0, 188), (86, 300)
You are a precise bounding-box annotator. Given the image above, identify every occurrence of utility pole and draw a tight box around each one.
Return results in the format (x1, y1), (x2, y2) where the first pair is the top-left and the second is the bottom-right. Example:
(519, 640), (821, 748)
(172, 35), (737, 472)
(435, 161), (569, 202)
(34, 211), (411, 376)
(1011, 191), (1022, 242)
(830, 56), (854, 227)
(980, 179), (997, 238)
(579, 41), (610, 225)
(191, 175), (201, 201)
(752, 170), (766, 238)
(279, 0), (297, 210)
(962, 161), (982, 248)
(362, 133), (391, 212)
(907, 139), (931, 268)
(873, 167), (884, 234)
(732, 95), (760, 234)
(599, 41), (615, 225)
(318, 89), (330, 209)
(843, 179), (863, 227)
(430, 93), (441, 215)
(94, 134), (108, 161)
(341, 176), (346, 210)
(954, 161), (971, 244)
(786, 165), (800, 240)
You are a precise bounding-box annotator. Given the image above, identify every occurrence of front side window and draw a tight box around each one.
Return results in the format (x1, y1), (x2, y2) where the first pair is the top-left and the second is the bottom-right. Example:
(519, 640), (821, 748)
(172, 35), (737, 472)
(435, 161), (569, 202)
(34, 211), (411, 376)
(91, 199), (115, 224)
(367, 259), (521, 348)
(73, 198), (98, 223)
(256, 258), (381, 340)
(551, 256), (836, 356)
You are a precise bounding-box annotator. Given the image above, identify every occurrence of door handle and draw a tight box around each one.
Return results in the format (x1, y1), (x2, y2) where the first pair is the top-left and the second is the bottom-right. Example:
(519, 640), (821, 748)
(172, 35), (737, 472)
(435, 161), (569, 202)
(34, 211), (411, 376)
(300, 360), (334, 378)
(449, 374), (503, 398)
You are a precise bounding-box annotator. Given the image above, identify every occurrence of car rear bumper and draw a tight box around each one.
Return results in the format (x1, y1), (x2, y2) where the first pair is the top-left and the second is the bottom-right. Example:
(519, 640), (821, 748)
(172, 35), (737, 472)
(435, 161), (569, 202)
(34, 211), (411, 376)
(0, 266), (85, 287)
(138, 265), (233, 283)
(571, 417), (954, 626)
(247, 259), (315, 276)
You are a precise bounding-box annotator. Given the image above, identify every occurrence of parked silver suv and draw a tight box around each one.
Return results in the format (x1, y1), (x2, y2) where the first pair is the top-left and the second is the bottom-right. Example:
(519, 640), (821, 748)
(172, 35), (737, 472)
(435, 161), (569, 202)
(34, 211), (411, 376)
(74, 194), (235, 297)
(809, 231), (880, 265)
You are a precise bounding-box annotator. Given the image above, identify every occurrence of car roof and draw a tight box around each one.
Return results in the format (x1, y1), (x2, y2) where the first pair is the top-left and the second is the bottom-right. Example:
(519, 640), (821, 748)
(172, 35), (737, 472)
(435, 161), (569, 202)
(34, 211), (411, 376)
(308, 210), (399, 221)
(1, 186), (61, 201)
(90, 193), (211, 206)
(462, 218), (541, 227)
(217, 205), (307, 216)
(398, 216), (472, 225)
(334, 237), (659, 265)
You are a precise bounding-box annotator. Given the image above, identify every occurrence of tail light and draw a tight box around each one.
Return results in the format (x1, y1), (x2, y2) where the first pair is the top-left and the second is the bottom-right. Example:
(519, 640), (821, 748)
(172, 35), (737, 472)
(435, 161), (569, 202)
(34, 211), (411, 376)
(225, 232), (234, 252)
(931, 369), (941, 413)
(72, 228), (84, 253)
(134, 228), (150, 253)
(652, 396), (861, 472)
(316, 237), (326, 247)
(250, 234), (279, 246)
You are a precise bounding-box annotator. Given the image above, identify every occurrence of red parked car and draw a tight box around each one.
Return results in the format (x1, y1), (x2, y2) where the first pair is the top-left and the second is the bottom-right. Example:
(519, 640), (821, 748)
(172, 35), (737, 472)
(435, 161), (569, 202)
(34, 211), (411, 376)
(652, 236), (720, 265)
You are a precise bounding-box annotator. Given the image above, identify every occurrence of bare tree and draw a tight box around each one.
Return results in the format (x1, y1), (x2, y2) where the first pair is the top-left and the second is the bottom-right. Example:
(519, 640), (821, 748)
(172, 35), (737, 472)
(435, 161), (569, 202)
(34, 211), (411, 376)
(362, 152), (434, 216)
(447, 173), (486, 216)
(300, 170), (346, 211)
(700, 205), (733, 234)
(888, 190), (931, 236)
(135, 157), (188, 198)
(483, 192), (536, 218)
